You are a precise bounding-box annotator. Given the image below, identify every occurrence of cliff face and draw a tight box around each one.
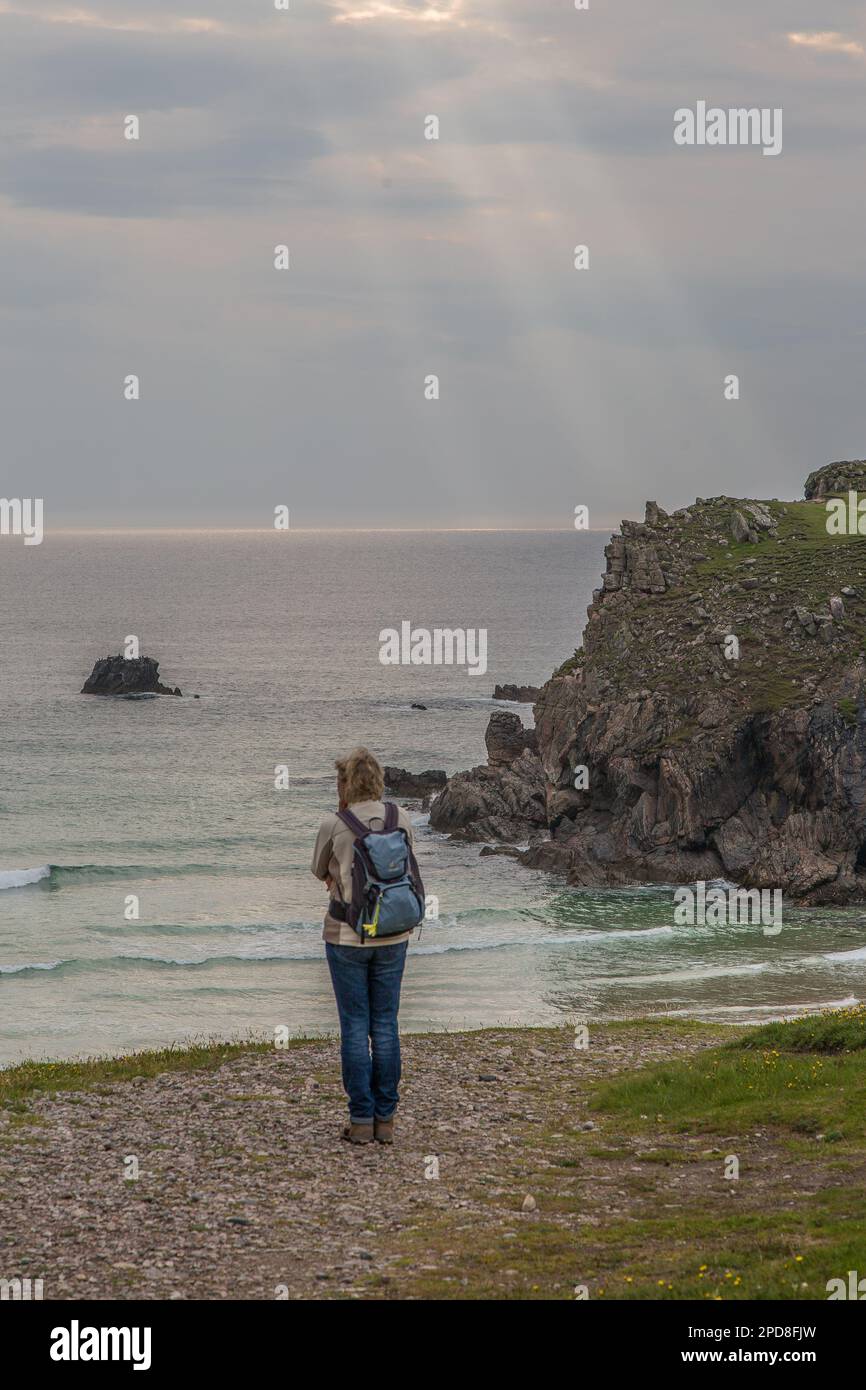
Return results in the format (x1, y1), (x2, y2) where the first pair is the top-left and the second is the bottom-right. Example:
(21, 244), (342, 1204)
(433, 466), (866, 904)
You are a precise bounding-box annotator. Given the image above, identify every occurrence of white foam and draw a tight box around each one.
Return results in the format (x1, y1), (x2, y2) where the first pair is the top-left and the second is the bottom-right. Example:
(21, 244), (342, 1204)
(653, 995), (859, 1018)
(0, 865), (50, 890)
(413, 925), (674, 955)
(617, 961), (767, 985)
(0, 960), (61, 974)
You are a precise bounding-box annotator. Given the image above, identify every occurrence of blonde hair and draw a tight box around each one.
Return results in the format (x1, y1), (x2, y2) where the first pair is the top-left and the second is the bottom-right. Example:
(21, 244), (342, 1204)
(335, 747), (384, 804)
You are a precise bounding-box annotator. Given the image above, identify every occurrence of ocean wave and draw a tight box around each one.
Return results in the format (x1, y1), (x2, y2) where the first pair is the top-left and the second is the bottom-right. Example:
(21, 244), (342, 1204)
(616, 961), (769, 985)
(822, 946), (866, 963)
(653, 995), (860, 1018)
(0, 865), (51, 889)
(4, 925), (866, 983)
(0, 862), (262, 890)
(0, 926), (677, 978)
(0, 959), (62, 974)
(0, 954), (319, 979)
(414, 925), (674, 954)
(80, 920), (672, 949)
(87, 919), (319, 937)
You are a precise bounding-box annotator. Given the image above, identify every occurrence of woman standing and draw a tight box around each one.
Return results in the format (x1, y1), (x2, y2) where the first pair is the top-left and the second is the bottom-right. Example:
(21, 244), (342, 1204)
(311, 747), (423, 1145)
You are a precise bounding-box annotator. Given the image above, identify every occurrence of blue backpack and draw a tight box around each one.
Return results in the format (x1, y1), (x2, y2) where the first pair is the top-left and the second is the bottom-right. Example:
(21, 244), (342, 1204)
(337, 804), (425, 943)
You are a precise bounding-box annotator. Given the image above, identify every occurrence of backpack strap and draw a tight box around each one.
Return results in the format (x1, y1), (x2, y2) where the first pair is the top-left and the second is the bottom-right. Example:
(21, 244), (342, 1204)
(337, 808), (371, 838)
(338, 804), (399, 837)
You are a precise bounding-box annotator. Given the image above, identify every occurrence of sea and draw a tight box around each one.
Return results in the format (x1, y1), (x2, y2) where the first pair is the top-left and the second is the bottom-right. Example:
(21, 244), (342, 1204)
(1, 530), (864, 1066)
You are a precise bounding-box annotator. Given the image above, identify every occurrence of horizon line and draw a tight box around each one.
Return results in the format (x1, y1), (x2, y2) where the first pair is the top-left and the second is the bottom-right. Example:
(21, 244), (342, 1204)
(42, 525), (619, 536)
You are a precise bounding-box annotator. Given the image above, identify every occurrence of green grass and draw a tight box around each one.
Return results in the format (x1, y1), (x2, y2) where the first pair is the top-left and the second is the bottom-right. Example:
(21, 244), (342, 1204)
(592, 1008), (866, 1141)
(366, 1013), (866, 1300)
(593, 1048), (865, 1139)
(733, 1004), (866, 1054)
(558, 496), (866, 718)
(838, 697), (859, 727)
(0, 1036), (315, 1109)
(552, 648), (582, 679)
(382, 1194), (866, 1301)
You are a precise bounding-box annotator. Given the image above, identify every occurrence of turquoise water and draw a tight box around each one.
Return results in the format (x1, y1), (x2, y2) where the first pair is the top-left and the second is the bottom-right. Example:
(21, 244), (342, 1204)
(1, 531), (864, 1065)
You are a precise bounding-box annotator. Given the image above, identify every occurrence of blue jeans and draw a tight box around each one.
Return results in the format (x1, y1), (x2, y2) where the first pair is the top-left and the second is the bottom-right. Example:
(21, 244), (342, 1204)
(326, 940), (408, 1123)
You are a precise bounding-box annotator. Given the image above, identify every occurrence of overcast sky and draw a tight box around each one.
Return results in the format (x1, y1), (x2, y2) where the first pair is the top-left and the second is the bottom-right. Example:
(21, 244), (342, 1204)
(3, 0), (866, 529)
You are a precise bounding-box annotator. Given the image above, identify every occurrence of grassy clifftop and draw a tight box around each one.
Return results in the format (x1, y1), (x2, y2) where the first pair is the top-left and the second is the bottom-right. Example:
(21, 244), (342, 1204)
(584, 494), (866, 718)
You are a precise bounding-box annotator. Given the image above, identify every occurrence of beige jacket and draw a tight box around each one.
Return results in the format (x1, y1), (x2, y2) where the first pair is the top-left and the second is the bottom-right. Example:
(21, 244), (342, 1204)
(311, 799), (416, 946)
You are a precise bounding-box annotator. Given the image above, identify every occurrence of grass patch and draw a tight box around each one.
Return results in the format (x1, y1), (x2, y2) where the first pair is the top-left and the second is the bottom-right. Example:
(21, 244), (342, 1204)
(552, 648), (582, 679)
(592, 1016), (866, 1142)
(0, 1037), (315, 1110)
(363, 1015), (866, 1300)
(733, 1004), (866, 1054)
(837, 697), (859, 727)
(373, 1189), (866, 1301)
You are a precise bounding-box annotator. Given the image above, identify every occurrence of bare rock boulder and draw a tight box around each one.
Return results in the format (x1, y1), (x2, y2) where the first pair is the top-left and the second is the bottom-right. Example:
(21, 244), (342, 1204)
(485, 710), (538, 767)
(81, 655), (182, 697)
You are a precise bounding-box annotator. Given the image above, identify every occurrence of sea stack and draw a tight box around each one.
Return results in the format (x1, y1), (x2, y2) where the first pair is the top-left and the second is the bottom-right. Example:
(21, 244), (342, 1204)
(81, 655), (182, 697)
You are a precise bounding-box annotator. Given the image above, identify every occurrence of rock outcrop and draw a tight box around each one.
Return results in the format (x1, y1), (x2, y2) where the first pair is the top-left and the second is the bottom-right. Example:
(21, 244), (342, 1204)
(485, 710), (538, 766)
(383, 767), (447, 802)
(493, 683), (541, 703)
(804, 460), (866, 500)
(437, 471), (866, 903)
(81, 655), (182, 697)
(430, 711), (546, 843)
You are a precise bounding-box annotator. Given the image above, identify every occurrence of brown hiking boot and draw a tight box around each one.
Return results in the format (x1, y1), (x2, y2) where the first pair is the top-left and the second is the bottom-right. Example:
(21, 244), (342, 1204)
(341, 1122), (374, 1144)
(374, 1116), (395, 1144)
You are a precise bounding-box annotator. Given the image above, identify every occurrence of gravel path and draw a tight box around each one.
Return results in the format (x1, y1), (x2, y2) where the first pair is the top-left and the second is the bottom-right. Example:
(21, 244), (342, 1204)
(0, 1024), (724, 1300)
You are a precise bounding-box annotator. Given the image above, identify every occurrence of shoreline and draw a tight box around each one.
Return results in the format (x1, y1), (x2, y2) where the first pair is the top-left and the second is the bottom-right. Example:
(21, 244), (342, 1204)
(2, 982), (857, 1073)
(0, 997), (832, 1075)
(0, 1017), (727, 1086)
(2, 1011), (864, 1300)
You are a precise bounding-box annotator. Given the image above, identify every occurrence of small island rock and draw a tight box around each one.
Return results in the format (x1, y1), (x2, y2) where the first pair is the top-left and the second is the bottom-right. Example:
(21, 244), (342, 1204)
(81, 655), (182, 697)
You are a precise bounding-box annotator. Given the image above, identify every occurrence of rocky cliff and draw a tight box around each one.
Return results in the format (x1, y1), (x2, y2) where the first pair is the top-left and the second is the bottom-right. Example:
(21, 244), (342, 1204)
(432, 465), (866, 904)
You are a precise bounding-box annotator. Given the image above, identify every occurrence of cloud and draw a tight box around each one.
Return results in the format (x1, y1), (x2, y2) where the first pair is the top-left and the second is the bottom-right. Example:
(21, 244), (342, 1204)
(0, 3), (229, 34)
(0, 135), (329, 217)
(3, 0), (866, 525)
(0, 21), (254, 115)
(332, 0), (465, 24)
(788, 31), (864, 57)
(0, 1), (250, 31)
